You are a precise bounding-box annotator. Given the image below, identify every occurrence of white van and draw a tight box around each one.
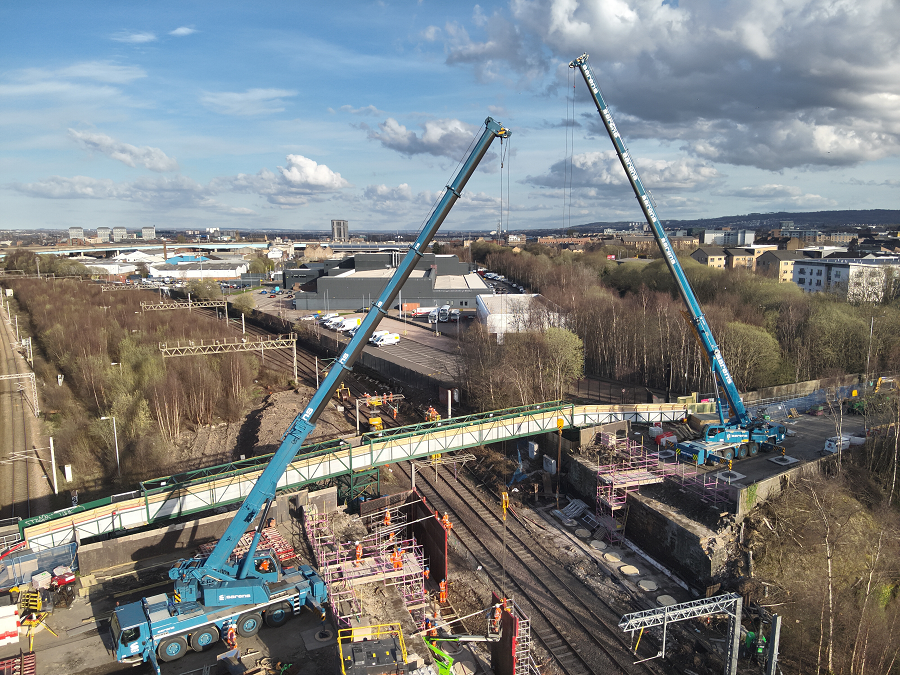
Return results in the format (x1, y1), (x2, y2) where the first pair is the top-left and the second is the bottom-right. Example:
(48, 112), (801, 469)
(438, 304), (451, 322)
(317, 313), (338, 324)
(822, 435), (851, 455)
(368, 331), (390, 344)
(372, 333), (400, 347)
(427, 309), (439, 324)
(337, 318), (361, 332)
(324, 316), (344, 330)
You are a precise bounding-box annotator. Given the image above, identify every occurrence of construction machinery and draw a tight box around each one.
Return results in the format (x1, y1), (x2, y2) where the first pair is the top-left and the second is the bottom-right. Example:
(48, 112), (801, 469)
(111, 117), (510, 673)
(570, 54), (786, 465)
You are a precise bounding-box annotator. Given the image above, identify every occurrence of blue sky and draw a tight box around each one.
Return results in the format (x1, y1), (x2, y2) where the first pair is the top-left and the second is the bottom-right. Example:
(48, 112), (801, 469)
(2, 1), (899, 233)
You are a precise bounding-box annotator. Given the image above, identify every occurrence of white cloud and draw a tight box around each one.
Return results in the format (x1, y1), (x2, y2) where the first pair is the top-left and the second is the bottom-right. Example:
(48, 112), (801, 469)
(367, 118), (478, 159)
(200, 89), (297, 116)
(111, 31), (157, 44)
(525, 151), (720, 191)
(215, 155), (350, 207)
(720, 183), (836, 208)
(169, 27), (197, 37)
(340, 104), (384, 116)
(421, 26), (441, 41)
(441, 0), (900, 171)
(57, 62), (147, 84)
(279, 155), (349, 191)
(68, 129), (179, 172)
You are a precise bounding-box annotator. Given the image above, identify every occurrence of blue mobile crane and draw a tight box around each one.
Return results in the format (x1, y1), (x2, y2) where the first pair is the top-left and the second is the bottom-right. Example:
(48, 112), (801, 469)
(111, 117), (511, 672)
(569, 54), (785, 464)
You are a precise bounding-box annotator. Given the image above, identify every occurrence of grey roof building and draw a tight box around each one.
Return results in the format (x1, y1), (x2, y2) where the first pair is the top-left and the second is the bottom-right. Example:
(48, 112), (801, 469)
(287, 252), (491, 311)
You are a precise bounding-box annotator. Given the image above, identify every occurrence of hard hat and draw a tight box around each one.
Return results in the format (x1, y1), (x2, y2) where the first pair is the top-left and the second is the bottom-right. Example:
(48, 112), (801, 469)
(355, 541), (360, 545)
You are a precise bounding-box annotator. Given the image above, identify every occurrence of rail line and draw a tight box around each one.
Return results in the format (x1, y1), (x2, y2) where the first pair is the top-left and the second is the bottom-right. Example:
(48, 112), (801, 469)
(0, 310), (31, 521)
(395, 461), (661, 675)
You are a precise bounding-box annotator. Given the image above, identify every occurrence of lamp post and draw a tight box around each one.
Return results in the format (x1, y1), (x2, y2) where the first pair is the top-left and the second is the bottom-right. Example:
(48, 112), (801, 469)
(100, 416), (120, 477)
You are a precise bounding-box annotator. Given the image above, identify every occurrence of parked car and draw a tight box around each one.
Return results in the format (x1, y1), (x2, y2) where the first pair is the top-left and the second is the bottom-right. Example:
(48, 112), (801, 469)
(269, 294), (276, 298)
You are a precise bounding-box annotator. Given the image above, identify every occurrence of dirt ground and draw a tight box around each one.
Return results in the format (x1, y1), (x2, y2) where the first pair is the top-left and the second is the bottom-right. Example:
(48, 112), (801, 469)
(171, 385), (358, 466)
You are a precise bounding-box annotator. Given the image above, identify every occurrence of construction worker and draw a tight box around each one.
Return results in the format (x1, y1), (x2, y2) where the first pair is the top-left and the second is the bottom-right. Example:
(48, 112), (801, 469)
(355, 541), (363, 567)
(492, 604), (502, 632)
(391, 548), (403, 570)
(441, 512), (452, 531)
(423, 565), (430, 581)
(224, 622), (237, 650)
(384, 510), (392, 527)
(439, 579), (447, 604)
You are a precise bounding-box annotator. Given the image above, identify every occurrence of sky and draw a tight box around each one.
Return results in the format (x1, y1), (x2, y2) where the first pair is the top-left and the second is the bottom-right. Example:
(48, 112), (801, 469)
(2, 1), (899, 233)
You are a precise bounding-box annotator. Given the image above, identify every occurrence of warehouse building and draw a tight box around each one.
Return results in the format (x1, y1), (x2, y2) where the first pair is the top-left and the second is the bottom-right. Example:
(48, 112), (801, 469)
(287, 252), (490, 311)
(476, 294), (563, 342)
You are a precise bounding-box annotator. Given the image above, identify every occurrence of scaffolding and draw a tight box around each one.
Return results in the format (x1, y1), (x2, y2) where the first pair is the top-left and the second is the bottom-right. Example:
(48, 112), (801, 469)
(303, 503), (428, 628)
(596, 436), (663, 544)
(508, 599), (540, 675)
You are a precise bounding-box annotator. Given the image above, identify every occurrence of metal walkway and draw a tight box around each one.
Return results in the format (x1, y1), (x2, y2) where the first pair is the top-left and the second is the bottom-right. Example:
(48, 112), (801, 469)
(20, 400), (687, 550)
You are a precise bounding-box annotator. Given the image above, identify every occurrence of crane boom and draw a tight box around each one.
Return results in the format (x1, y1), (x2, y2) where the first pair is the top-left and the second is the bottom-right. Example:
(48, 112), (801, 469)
(569, 54), (749, 427)
(174, 117), (511, 593)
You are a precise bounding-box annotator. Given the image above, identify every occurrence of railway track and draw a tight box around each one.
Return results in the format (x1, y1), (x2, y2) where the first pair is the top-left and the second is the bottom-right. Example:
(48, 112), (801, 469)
(394, 460), (662, 675)
(0, 309), (31, 521)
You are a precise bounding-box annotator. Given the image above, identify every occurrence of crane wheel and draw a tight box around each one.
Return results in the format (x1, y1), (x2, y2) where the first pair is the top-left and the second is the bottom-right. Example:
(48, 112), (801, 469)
(237, 612), (262, 637)
(737, 444), (749, 459)
(190, 626), (219, 652)
(748, 442), (759, 456)
(265, 602), (291, 628)
(158, 636), (188, 662)
(722, 448), (735, 461)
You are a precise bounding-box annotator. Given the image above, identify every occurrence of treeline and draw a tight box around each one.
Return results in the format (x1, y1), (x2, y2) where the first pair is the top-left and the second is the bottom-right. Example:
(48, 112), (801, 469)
(7, 275), (263, 486)
(458, 325), (584, 410)
(457, 241), (900, 394)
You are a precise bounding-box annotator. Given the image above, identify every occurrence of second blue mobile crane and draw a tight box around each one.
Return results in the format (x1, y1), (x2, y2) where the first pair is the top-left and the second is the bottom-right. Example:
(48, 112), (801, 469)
(570, 54), (785, 464)
(111, 117), (511, 672)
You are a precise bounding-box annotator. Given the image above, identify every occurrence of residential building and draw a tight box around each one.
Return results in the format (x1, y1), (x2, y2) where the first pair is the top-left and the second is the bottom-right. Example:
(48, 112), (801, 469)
(701, 229), (755, 246)
(690, 247), (727, 268)
(141, 226), (156, 240)
(97, 227), (110, 243)
(112, 227), (127, 242)
(506, 234), (526, 246)
(68, 227), (84, 242)
(331, 219), (349, 243)
(793, 255), (900, 302)
(756, 250), (804, 282)
(725, 248), (756, 270)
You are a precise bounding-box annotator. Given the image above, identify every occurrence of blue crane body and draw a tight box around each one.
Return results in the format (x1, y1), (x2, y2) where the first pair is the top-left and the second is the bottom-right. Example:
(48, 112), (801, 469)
(569, 54), (785, 464)
(111, 117), (510, 671)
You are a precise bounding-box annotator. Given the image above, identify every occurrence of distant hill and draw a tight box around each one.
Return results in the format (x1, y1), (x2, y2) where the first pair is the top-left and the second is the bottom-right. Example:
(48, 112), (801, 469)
(559, 210), (900, 235)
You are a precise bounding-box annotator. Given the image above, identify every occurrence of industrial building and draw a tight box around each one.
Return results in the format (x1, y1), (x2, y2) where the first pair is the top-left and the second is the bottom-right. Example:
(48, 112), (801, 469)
(287, 252), (491, 311)
(475, 293), (562, 342)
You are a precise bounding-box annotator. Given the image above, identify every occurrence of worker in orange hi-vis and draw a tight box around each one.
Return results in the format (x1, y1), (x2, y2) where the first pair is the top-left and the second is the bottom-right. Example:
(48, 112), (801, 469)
(439, 579), (448, 604)
(392, 548), (403, 570)
(423, 565), (430, 581)
(492, 604), (502, 632)
(441, 512), (452, 530)
(355, 541), (363, 567)
(384, 510), (392, 527)
(224, 622), (237, 650)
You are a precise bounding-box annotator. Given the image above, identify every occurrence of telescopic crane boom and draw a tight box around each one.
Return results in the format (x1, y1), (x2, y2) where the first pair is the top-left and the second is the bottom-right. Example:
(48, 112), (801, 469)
(112, 117), (510, 672)
(569, 53), (748, 428)
(172, 117), (511, 598)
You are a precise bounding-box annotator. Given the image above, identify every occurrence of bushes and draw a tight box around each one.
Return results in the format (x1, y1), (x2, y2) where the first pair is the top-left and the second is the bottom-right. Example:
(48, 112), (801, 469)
(7, 278), (262, 486)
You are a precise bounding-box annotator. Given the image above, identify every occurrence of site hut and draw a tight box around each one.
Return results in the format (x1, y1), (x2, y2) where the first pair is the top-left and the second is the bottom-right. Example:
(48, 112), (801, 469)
(285, 252), (492, 311)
